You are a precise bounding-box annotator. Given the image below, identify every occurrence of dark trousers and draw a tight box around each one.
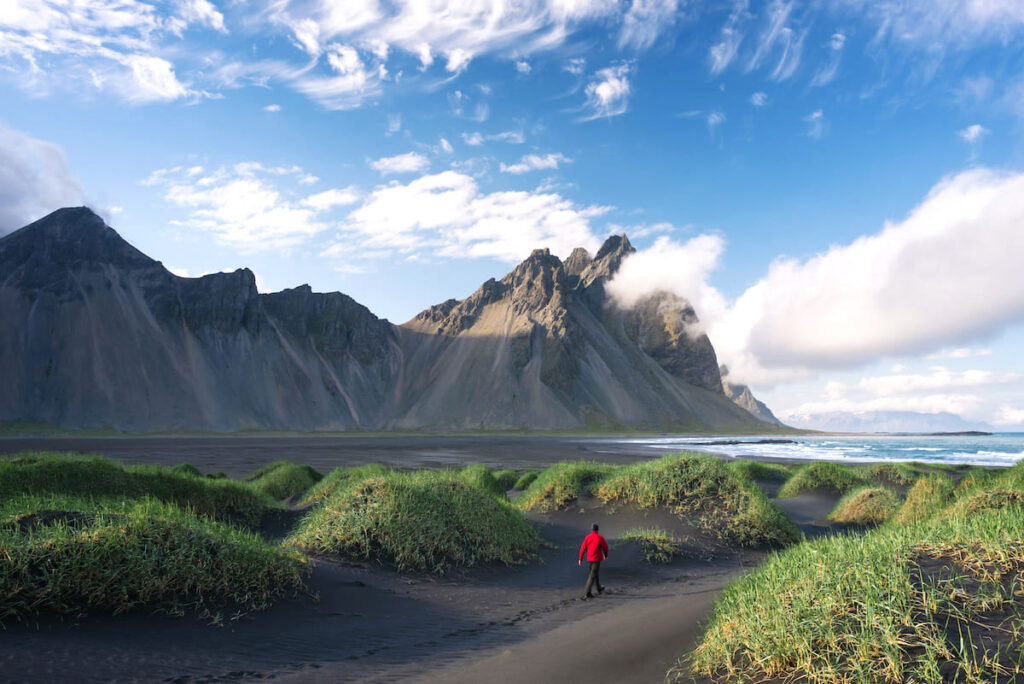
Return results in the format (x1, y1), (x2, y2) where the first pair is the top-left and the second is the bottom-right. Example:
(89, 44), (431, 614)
(584, 560), (602, 596)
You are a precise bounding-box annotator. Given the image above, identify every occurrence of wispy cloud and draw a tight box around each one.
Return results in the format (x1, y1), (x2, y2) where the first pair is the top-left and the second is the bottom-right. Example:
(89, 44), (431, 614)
(581, 63), (632, 121)
(708, 0), (749, 75)
(958, 123), (988, 143)
(804, 109), (825, 138)
(619, 0), (680, 50)
(810, 32), (845, 87)
(750, 91), (767, 106)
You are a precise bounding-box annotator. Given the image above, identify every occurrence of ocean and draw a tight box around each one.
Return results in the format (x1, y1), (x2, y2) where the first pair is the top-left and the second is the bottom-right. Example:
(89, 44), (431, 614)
(602, 433), (1024, 468)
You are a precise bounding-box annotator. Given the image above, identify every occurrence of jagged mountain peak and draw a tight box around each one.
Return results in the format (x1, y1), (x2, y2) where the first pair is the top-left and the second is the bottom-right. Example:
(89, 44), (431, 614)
(563, 247), (592, 276)
(595, 233), (634, 261)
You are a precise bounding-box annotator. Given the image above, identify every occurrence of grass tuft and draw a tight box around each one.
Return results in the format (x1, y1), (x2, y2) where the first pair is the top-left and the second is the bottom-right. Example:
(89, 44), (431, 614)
(618, 527), (683, 563)
(515, 461), (617, 512)
(301, 464), (389, 505)
(492, 469), (518, 491)
(457, 464), (506, 499)
(513, 470), (539, 490)
(892, 473), (956, 524)
(827, 486), (901, 525)
(0, 453), (272, 526)
(777, 461), (868, 498)
(860, 462), (920, 487)
(0, 494), (309, 624)
(728, 459), (793, 484)
(289, 470), (539, 573)
(245, 461), (324, 501)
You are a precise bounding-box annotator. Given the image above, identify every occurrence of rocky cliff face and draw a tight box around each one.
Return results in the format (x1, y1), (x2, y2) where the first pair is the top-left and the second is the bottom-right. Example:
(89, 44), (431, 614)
(720, 366), (785, 426)
(0, 208), (775, 432)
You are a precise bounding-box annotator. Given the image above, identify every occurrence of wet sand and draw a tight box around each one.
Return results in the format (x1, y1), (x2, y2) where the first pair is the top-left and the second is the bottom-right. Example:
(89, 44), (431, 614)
(0, 437), (845, 684)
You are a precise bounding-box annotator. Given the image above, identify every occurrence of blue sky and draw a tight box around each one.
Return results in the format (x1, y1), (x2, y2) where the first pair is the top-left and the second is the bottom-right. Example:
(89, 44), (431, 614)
(2, 0), (1024, 428)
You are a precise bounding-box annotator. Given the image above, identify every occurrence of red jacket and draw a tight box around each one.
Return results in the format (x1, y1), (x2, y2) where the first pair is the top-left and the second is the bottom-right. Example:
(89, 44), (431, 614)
(579, 531), (609, 562)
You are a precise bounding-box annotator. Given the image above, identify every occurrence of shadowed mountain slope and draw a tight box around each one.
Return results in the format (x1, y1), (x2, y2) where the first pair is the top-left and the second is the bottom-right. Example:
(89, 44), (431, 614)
(0, 208), (775, 432)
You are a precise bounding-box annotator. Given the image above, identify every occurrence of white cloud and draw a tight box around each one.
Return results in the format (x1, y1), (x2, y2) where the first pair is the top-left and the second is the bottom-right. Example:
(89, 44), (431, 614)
(370, 151), (431, 175)
(326, 170), (610, 264)
(291, 43), (383, 110)
(707, 110), (726, 131)
(500, 152), (572, 174)
(958, 124), (988, 144)
(462, 130), (525, 146)
(619, 0), (679, 50)
(607, 168), (1024, 389)
(387, 113), (401, 133)
(810, 32), (845, 87)
(145, 162), (345, 251)
(463, 132), (484, 146)
(925, 347), (992, 360)
(805, 109), (825, 138)
(565, 57), (586, 75)
(708, 1), (748, 75)
(582, 63), (632, 120)
(300, 187), (360, 210)
(516, 59), (532, 74)
(843, 0), (1024, 51)
(750, 91), (767, 106)
(748, 0), (805, 81)
(263, 104), (282, 112)
(439, 137), (454, 154)
(0, 122), (85, 234)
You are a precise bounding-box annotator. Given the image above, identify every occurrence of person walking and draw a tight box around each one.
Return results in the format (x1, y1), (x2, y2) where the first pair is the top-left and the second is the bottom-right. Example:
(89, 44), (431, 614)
(578, 522), (609, 599)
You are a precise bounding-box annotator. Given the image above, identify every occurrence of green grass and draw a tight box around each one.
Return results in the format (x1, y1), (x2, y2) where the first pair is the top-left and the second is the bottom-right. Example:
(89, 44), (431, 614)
(594, 454), (800, 547)
(892, 474), (956, 524)
(492, 469), (518, 490)
(244, 461), (323, 501)
(457, 464), (506, 499)
(682, 508), (1024, 683)
(728, 459), (793, 484)
(300, 463), (390, 505)
(0, 453), (273, 526)
(0, 494), (309, 624)
(513, 470), (539, 489)
(827, 486), (902, 525)
(777, 461), (869, 498)
(618, 527), (683, 563)
(859, 462), (921, 487)
(514, 461), (617, 512)
(288, 470), (539, 573)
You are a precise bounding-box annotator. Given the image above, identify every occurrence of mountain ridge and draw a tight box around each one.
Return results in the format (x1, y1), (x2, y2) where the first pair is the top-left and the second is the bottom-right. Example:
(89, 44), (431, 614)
(0, 208), (782, 433)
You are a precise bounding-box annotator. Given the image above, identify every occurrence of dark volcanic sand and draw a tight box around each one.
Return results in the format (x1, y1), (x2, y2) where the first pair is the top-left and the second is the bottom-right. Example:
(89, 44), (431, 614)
(0, 437), (845, 683)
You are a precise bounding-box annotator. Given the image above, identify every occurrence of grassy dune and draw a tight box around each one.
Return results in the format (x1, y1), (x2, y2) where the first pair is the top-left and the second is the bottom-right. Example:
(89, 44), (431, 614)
(0, 494), (309, 624)
(245, 461), (323, 501)
(515, 454), (799, 547)
(618, 527), (684, 563)
(827, 486), (902, 525)
(289, 470), (540, 573)
(683, 461), (1024, 683)
(0, 453), (273, 526)
(777, 461), (869, 498)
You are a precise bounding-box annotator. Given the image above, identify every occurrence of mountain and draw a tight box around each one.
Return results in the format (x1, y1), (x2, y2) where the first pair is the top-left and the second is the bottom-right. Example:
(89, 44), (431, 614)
(0, 208), (775, 432)
(784, 410), (992, 434)
(720, 366), (784, 426)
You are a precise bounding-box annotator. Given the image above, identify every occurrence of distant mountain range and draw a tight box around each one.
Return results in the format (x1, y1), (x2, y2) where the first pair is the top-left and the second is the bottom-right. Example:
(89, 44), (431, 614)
(784, 410), (994, 434)
(0, 207), (784, 432)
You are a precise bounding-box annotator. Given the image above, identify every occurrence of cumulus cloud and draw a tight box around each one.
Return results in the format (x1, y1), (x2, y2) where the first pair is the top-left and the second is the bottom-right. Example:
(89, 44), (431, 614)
(958, 124), (988, 144)
(516, 59), (532, 74)
(500, 152), (572, 174)
(0, 122), (85, 234)
(370, 151), (430, 175)
(145, 162), (354, 251)
(582, 63), (632, 120)
(606, 168), (1024, 388)
(325, 170), (609, 264)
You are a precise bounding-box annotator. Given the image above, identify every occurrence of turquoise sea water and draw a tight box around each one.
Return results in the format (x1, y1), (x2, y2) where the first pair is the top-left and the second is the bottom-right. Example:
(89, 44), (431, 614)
(603, 433), (1024, 468)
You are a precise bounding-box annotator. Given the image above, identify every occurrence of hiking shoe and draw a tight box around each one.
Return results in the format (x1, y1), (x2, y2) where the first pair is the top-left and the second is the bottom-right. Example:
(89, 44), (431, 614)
(582, 594), (594, 600)
(597, 586), (605, 594)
